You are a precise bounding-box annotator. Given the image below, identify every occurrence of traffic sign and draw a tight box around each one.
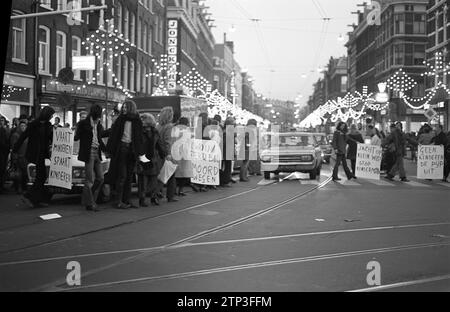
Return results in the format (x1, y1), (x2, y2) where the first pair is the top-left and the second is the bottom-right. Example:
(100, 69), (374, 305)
(424, 108), (437, 120)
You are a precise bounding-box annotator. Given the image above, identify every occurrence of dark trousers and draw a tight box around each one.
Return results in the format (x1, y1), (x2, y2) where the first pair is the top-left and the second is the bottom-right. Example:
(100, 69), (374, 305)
(165, 175), (176, 200)
(444, 155), (450, 180)
(138, 174), (158, 200)
(333, 153), (352, 179)
(82, 147), (104, 207)
(388, 155), (406, 179)
(350, 159), (357, 176)
(26, 155), (50, 204)
(0, 152), (7, 190)
(116, 143), (136, 204)
(220, 160), (233, 185)
(240, 159), (249, 180)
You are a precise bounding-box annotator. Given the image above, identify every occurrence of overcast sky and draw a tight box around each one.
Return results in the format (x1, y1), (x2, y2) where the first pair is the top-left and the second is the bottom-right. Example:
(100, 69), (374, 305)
(207, 0), (363, 105)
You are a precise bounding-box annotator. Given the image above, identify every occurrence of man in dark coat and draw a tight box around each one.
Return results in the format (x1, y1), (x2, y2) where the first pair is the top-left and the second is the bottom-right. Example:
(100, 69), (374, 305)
(347, 124), (364, 177)
(13, 106), (55, 207)
(332, 122), (354, 181)
(431, 125), (449, 182)
(74, 104), (106, 211)
(385, 122), (409, 182)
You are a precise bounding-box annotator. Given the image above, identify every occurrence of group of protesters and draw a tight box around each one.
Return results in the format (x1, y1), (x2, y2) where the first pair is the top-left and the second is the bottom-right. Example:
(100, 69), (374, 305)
(0, 100), (260, 210)
(331, 121), (450, 183)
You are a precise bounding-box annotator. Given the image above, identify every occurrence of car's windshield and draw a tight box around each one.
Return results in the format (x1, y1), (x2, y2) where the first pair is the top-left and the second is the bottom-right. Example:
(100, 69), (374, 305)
(264, 134), (316, 148)
(314, 135), (329, 145)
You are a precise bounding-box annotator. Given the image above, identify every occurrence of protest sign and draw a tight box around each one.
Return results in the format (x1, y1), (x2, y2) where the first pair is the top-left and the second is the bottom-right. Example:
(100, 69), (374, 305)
(48, 128), (74, 190)
(417, 145), (444, 180)
(355, 144), (382, 180)
(190, 139), (222, 186)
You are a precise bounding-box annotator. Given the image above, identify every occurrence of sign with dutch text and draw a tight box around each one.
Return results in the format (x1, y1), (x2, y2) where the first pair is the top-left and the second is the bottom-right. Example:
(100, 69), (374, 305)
(417, 145), (444, 180)
(190, 139), (222, 186)
(167, 19), (179, 92)
(48, 128), (74, 190)
(355, 144), (382, 180)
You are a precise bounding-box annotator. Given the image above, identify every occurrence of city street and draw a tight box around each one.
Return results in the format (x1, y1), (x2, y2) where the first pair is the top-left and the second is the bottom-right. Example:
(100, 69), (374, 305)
(0, 159), (448, 292)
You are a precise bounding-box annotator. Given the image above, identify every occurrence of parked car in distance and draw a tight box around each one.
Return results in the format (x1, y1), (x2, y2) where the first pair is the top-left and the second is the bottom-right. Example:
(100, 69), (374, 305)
(260, 132), (323, 180)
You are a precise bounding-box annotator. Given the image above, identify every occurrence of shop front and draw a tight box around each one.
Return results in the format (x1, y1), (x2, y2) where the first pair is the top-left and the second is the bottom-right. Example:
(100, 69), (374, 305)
(40, 78), (127, 128)
(1, 72), (34, 121)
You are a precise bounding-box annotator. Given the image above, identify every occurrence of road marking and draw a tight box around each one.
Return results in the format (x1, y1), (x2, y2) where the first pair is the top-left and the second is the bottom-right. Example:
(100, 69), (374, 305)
(54, 242), (450, 291)
(257, 179), (277, 186)
(2, 221), (449, 267)
(404, 181), (431, 188)
(347, 274), (450, 292)
(300, 180), (320, 185)
(364, 179), (395, 186)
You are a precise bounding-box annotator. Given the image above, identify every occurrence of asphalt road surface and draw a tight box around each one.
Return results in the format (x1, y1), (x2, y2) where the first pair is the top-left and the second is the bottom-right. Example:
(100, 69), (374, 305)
(0, 160), (449, 292)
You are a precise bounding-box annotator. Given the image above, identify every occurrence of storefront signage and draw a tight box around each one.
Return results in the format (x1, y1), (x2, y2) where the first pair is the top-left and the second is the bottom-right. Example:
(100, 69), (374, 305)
(167, 19), (179, 91)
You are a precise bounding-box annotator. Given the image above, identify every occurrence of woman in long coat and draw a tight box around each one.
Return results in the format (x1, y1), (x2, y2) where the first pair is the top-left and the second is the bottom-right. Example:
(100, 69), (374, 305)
(105, 100), (143, 209)
(174, 117), (192, 196)
(137, 113), (166, 207)
(347, 124), (364, 176)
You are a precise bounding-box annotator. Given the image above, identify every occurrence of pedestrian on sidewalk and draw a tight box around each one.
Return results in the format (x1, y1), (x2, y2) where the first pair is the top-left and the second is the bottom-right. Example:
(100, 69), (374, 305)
(332, 122), (354, 181)
(105, 100), (144, 209)
(240, 119), (257, 182)
(347, 124), (364, 176)
(13, 106), (55, 207)
(138, 113), (165, 207)
(385, 122), (409, 182)
(431, 125), (449, 183)
(157, 107), (178, 202)
(74, 104), (106, 212)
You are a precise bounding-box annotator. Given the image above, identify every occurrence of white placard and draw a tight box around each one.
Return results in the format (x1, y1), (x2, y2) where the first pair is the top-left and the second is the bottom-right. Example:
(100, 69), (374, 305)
(417, 145), (444, 180)
(190, 139), (222, 186)
(48, 128), (74, 190)
(72, 55), (96, 70)
(355, 144), (382, 180)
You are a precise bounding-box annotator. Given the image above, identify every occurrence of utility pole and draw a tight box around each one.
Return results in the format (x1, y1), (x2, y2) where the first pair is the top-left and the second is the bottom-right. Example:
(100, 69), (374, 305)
(33, 0), (40, 118)
(104, 19), (110, 129)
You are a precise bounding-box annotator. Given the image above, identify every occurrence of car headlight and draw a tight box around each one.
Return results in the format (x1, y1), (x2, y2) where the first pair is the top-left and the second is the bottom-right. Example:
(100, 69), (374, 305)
(300, 155), (313, 161)
(261, 156), (271, 162)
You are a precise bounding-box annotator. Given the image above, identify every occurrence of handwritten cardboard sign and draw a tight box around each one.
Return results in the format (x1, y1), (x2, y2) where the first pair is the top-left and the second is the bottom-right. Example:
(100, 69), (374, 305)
(355, 144), (382, 180)
(417, 145), (444, 180)
(48, 128), (74, 190)
(190, 139), (222, 186)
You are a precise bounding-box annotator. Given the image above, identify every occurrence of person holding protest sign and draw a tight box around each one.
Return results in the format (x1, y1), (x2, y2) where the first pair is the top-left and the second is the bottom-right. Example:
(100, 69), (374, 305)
(174, 117), (193, 197)
(13, 106), (55, 207)
(74, 104), (106, 212)
(220, 117), (235, 187)
(385, 122), (409, 182)
(137, 113), (166, 207)
(157, 107), (178, 203)
(105, 100), (144, 210)
(332, 122), (354, 181)
(431, 125), (449, 183)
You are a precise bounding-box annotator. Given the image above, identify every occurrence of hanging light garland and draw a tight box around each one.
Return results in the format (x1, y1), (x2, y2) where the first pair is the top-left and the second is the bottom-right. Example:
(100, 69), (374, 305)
(1, 85), (27, 102)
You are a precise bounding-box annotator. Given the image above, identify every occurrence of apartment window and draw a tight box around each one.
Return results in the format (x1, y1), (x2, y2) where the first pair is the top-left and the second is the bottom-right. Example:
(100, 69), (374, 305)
(137, 17), (142, 49)
(38, 26), (50, 74)
(72, 36), (81, 80)
(413, 44), (425, 65)
(394, 44), (404, 65)
(41, 0), (51, 9)
(136, 61), (141, 93)
(115, 56), (121, 84)
(413, 14), (426, 34)
(122, 55), (128, 89)
(123, 7), (129, 40)
(85, 46), (94, 83)
(96, 50), (104, 85)
(11, 11), (26, 63)
(158, 16), (164, 44)
(129, 58), (135, 92)
(148, 25), (153, 53)
(56, 31), (67, 75)
(395, 14), (405, 34)
(116, 3), (122, 34)
(143, 23), (148, 53)
(130, 13), (135, 45)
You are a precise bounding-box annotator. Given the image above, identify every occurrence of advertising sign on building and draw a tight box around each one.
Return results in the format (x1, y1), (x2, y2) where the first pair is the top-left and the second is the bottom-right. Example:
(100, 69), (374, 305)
(167, 19), (179, 91)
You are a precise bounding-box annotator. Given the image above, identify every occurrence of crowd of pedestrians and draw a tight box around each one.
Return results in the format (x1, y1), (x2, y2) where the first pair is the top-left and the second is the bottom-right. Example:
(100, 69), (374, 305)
(0, 100), (259, 210)
(331, 121), (450, 183)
